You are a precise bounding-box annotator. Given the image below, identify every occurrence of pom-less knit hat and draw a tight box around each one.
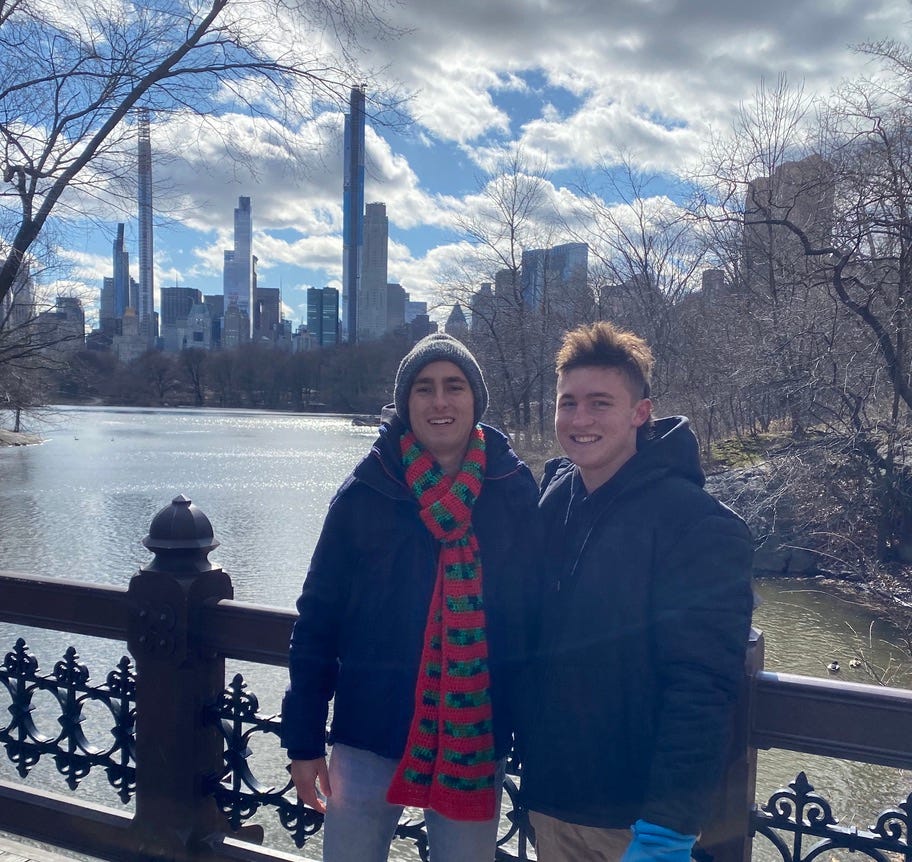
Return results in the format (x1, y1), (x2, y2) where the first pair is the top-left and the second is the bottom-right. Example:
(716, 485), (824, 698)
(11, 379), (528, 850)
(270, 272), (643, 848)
(394, 333), (489, 427)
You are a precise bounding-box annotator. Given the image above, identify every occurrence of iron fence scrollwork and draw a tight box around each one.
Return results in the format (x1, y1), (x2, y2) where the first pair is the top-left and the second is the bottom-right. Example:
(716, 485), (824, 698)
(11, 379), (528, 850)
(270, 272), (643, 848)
(752, 771), (912, 862)
(0, 637), (136, 803)
(204, 671), (533, 860)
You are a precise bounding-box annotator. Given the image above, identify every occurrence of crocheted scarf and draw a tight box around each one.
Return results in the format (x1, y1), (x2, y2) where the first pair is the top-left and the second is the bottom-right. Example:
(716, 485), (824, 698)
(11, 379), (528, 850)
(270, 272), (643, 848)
(386, 426), (496, 821)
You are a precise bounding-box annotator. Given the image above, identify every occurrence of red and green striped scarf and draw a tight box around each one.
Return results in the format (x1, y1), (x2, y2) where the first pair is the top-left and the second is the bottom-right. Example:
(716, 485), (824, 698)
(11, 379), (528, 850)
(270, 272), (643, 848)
(385, 425), (497, 821)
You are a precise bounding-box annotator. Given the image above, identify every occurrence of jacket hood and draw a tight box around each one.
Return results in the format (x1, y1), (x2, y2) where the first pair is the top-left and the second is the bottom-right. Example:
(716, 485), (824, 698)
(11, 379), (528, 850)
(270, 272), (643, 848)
(541, 415), (705, 502)
(353, 405), (525, 500)
(639, 415), (706, 486)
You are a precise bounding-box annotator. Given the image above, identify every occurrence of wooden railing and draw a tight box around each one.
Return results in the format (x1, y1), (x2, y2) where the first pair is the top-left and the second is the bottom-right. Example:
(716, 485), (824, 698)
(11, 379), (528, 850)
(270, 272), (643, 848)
(1, 495), (910, 862)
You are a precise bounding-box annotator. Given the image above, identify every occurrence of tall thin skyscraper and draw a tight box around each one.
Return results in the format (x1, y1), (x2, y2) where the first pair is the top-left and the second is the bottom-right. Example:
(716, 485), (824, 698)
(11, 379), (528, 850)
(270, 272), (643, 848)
(358, 202), (388, 340)
(137, 108), (155, 343)
(342, 85), (366, 342)
(113, 223), (130, 317)
(233, 196), (253, 334)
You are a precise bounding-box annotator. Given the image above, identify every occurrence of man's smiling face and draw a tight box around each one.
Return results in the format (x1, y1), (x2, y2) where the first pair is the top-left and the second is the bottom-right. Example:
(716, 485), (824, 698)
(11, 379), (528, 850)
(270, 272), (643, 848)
(555, 365), (651, 493)
(408, 360), (475, 469)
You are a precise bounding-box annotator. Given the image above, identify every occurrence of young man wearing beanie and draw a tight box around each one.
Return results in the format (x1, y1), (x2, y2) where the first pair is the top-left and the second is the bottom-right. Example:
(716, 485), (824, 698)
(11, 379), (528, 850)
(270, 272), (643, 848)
(281, 332), (539, 862)
(520, 321), (754, 862)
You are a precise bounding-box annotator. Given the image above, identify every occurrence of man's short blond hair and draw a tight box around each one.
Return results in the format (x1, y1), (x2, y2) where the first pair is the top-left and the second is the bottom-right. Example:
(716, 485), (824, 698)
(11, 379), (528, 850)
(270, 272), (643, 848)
(555, 321), (654, 401)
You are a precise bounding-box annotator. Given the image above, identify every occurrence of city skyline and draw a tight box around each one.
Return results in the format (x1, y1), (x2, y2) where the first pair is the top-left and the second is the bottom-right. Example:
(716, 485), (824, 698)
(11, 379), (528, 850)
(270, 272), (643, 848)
(32, 0), (911, 332)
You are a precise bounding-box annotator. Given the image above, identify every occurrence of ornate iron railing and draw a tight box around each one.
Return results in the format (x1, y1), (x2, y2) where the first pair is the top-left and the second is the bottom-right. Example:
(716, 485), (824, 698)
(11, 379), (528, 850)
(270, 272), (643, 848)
(752, 772), (912, 862)
(203, 672), (532, 861)
(5, 634), (911, 862)
(1, 494), (911, 862)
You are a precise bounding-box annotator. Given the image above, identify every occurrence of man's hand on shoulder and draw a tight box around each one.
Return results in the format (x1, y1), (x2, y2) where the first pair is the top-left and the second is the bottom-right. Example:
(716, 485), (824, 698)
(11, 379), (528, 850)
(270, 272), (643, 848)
(290, 757), (332, 813)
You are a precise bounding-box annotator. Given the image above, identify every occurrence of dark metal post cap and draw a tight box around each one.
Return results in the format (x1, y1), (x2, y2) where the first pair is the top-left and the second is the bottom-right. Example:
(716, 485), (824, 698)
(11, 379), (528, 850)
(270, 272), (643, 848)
(143, 494), (220, 554)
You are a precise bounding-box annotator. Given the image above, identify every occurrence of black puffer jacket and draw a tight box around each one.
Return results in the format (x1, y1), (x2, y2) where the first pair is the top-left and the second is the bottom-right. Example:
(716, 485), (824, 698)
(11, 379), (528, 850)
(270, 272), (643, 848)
(280, 413), (539, 763)
(519, 416), (754, 835)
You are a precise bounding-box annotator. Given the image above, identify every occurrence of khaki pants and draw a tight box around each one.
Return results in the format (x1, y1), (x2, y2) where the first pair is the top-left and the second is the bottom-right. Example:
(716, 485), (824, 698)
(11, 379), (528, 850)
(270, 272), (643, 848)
(529, 810), (632, 862)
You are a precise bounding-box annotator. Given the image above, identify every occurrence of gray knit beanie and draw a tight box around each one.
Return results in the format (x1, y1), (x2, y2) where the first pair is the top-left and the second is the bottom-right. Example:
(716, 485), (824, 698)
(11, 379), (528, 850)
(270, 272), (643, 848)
(394, 333), (489, 427)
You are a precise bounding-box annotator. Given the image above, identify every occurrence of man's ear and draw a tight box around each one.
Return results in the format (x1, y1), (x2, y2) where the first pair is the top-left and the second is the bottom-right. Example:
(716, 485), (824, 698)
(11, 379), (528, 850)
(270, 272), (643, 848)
(632, 398), (652, 428)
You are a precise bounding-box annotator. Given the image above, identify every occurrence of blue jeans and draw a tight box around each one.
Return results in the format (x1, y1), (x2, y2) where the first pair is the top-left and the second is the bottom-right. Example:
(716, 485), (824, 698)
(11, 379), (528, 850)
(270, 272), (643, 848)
(322, 743), (505, 862)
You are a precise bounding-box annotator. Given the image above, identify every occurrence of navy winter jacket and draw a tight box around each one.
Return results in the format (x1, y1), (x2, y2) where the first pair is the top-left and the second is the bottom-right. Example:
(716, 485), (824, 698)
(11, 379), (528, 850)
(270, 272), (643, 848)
(280, 414), (539, 763)
(519, 416), (754, 836)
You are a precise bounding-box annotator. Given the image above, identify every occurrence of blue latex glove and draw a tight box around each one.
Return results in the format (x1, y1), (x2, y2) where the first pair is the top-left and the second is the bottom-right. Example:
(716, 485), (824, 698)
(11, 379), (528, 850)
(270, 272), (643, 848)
(620, 819), (697, 862)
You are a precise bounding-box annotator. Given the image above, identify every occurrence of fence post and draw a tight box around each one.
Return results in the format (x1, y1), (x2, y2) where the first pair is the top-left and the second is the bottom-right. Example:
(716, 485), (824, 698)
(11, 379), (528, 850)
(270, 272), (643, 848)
(697, 627), (764, 862)
(126, 495), (233, 860)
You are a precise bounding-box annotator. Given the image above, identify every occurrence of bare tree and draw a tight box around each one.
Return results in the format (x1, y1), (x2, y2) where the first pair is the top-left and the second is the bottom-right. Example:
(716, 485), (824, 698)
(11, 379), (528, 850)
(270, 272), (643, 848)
(692, 58), (912, 562)
(179, 347), (208, 407)
(447, 151), (564, 444)
(0, 0), (405, 307)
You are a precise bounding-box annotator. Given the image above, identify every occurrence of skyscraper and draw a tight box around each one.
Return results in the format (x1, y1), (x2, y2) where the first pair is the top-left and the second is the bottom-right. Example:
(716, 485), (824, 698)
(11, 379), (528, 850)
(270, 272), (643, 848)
(36, 296), (85, 354)
(342, 85), (366, 342)
(444, 303), (469, 339)
(469, 282), (495, 336)
(386, 282), (407, 334)
(225, 196), (254, 336)
(203, 294), (224, 348)
(113, 223), (130, 318)
(254, 287), (281, 342)
(358, 202), (388, 340)
(743, 155), (834, 293)
(518, 241), (590, 325)
(137, 109), (156, 343)
(100, 224), (130, 335)
(160, 286), (203, 351)
(520, 242), (589, 312)
(307, 287), (340, 347)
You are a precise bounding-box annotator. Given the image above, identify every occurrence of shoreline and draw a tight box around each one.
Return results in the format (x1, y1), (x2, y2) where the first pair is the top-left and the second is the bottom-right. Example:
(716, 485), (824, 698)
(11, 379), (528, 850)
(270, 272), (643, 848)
(0, 428), (41, 446)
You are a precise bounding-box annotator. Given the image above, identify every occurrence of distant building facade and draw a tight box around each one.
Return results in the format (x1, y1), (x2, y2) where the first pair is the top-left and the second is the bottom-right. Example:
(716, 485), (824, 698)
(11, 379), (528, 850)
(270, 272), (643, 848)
(743, 154), (834, 293)
(444, 303), (469, 339)
(469, 282), (495, 336)
(2, 258), (35, 329)
(160, 286), (203, 352)
(204, 294), (224, 349)
(386, 283), (407, 334)
(520, 241), (589, 321)
(307, 287), (340, 348)
(222, 304), (250, 349)
(34, 296), (85, 355)
(358, 202), (389, 340)
(185, 303), (212, 350)
(254, 287), (282, 343)
(112, 307), (147, 362)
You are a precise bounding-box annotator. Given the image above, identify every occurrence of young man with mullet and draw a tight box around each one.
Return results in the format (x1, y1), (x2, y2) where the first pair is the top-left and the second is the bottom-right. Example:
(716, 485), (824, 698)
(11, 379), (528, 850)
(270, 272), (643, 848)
(521, 321), (754, 862)
(280, 333), (538, 862)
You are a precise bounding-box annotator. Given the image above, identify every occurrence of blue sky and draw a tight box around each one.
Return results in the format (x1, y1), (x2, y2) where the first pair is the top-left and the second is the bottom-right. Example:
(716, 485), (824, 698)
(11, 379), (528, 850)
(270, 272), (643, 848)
(47, 0), (912, 330)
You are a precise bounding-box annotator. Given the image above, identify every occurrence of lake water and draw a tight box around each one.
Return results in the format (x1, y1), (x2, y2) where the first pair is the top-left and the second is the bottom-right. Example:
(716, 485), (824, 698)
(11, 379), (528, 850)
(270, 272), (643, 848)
(1, 405), (910, 860)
